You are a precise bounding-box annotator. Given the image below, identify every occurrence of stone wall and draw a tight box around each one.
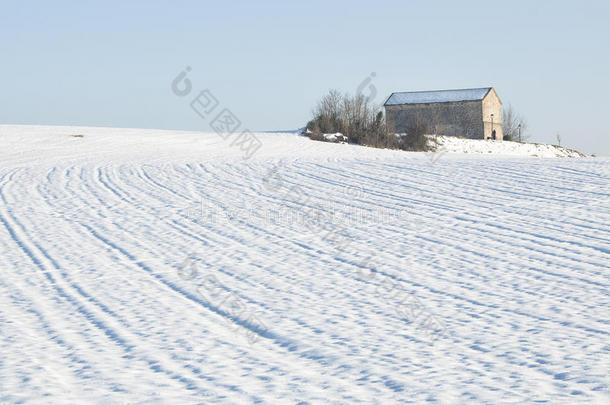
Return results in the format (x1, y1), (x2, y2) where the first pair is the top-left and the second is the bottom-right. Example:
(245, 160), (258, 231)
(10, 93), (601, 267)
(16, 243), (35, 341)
(482, 89), (503, 140)
(385, 100), (484, 139)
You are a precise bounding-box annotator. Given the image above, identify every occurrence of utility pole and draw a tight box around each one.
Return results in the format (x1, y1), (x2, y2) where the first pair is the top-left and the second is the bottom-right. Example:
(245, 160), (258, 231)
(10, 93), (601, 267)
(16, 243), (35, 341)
(518, 124), (521, 142)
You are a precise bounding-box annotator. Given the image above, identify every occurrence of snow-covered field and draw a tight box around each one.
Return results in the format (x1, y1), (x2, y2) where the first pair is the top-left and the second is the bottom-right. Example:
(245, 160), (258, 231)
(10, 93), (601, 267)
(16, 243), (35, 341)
(0, 125), (608, 404)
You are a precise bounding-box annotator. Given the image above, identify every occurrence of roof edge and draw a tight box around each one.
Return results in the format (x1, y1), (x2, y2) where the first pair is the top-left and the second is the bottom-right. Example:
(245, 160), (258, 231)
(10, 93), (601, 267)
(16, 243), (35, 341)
(382, 92), (395, 106)
(383, 87), (493, 106)
(483, 87), (503, 105)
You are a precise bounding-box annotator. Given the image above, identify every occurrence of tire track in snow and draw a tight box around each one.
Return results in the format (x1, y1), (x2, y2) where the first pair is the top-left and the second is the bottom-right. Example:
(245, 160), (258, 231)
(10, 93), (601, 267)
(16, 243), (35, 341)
(0, 172), (243, 401)
(110, 161), (603, 333)
(70, 162), (604, 398)
(50, 163), (430, 398)
(30, 163), (384, 400)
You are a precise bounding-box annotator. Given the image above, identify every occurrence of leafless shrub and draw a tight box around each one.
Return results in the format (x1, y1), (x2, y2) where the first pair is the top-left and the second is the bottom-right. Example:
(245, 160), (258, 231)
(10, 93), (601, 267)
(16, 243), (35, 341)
(502, 104), (528, 142)
(306, 90), (437, 152)
(399, 114), (434, 152)
(306, 90), (389, 147)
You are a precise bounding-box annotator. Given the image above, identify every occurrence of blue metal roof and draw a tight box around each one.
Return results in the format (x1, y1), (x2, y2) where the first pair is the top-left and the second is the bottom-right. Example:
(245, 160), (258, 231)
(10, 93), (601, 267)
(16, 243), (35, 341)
(384, 87), (492, 106)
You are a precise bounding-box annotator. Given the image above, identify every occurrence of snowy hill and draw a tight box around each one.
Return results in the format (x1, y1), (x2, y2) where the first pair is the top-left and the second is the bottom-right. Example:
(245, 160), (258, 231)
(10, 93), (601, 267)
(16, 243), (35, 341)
(434, 135), (586, 158)
(0, 125), (608, 404)
(317, 132), (585, 158)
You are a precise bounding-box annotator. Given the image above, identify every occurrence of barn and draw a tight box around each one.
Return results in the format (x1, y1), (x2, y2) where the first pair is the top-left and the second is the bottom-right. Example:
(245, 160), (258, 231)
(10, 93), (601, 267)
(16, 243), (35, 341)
(384, 87), (503, 140)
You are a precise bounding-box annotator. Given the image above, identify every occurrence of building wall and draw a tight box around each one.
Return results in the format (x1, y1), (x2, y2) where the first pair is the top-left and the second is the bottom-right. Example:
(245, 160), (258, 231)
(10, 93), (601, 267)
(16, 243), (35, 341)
(385, 100), (484, 139)
(481, 89), (503, 140)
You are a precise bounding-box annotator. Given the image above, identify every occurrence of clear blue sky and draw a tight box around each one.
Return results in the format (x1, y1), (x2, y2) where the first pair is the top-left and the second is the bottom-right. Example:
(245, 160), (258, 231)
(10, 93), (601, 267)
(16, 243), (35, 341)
(1, 0), (609, 155)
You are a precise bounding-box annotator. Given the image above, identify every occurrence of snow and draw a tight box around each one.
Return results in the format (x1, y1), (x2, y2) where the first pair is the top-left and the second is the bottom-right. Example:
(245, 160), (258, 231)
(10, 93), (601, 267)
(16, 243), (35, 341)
(323, 133), (347, 142)
(0, 125), (609, 404)
(433, 135), (587, 158)
(384, 88), (491, 105)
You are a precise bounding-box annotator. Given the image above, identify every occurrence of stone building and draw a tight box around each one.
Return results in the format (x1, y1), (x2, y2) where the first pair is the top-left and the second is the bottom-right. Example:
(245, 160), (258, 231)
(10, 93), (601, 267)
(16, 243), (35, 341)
(384, 87), (503, 140)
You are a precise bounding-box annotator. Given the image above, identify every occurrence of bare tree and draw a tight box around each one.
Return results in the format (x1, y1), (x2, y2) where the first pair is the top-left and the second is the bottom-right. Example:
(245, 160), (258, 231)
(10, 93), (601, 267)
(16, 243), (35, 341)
(309, 89), (343, 134)
(306, 90), (388, 146)
(502, 104), (528, 142)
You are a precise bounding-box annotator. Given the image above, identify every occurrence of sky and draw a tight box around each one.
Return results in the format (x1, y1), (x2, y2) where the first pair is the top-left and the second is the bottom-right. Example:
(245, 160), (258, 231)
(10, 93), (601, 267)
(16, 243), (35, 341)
(1, 0), (609, 155)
